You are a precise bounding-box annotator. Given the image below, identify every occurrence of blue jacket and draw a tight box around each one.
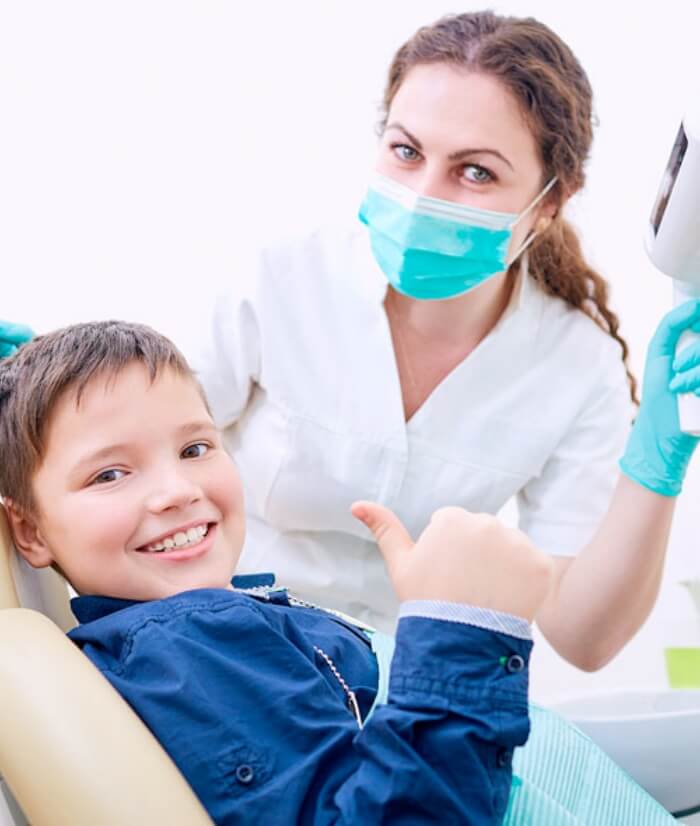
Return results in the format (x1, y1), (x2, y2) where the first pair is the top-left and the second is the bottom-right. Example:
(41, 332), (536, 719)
(68, 579), (532, 825)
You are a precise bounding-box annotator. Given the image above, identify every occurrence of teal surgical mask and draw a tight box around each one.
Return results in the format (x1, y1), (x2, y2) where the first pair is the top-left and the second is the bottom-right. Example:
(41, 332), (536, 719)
(358, 173), (557, 300)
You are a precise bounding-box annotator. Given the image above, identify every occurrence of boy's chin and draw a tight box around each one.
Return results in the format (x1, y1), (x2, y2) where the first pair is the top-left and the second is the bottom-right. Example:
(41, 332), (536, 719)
(160, 575), (236, 598)
(129, 573), (238, 601)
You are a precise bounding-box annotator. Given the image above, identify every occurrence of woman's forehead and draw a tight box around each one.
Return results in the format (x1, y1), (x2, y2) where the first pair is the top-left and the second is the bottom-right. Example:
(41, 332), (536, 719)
(388, 64), (538, 163)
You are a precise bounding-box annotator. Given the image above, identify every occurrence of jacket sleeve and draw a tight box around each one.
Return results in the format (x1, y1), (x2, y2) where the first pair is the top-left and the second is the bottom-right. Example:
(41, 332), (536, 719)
(327, 617), (532, 826)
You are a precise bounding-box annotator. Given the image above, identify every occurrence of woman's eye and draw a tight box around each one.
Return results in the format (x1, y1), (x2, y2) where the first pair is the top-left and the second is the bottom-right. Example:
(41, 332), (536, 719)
(392, 143), (420, 162)
(90, 469), (125, 485)
(181, 442), (209, 459)
(462, 164), (493, 184)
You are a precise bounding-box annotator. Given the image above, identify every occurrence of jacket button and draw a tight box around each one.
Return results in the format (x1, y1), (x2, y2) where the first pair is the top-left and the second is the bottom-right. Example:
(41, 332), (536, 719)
(497, 749), (511, 768)
(505, 654), (525, 673)
(236, 764), (255, 785)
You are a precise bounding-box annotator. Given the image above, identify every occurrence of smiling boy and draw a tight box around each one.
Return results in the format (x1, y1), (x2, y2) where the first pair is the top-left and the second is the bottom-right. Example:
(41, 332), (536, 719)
(0, 320), (552, 825)
(5, 348), (245, 602)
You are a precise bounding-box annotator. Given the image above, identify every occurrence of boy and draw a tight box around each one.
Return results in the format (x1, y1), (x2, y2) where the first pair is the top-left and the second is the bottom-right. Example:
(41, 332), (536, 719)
(0, 320), (552, 825)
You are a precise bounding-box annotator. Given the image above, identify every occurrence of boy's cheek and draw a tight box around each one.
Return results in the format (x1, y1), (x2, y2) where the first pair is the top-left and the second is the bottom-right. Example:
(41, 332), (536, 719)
(209, 458), (245, 511)
(55, 496), (136, 556)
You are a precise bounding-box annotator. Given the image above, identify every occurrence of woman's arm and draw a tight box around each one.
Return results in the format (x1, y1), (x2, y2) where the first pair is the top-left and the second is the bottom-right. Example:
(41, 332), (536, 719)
(538, 299), (700, 670)
(537, 475), (673, 670)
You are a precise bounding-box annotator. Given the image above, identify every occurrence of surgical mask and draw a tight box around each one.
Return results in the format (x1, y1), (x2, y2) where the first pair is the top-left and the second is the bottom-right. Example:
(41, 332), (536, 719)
(358, 173), (557, 300)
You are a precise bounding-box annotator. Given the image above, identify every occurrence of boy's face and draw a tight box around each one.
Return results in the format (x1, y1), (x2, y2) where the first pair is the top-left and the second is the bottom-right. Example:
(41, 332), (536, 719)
(18, 362), (245, 601)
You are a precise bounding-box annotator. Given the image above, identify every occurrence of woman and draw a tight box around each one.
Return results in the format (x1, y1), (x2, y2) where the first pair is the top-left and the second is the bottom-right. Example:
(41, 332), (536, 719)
(191, 10), (699, 670)
(5, 12), (700, 673)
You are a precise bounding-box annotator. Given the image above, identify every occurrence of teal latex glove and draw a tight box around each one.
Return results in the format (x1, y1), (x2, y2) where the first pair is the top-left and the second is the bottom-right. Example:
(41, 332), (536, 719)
(0, 321), (34, 358)
(620, 299), (700, 496)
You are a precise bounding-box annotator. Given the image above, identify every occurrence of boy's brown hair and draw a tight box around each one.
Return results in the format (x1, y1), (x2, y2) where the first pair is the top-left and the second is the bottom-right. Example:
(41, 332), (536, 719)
(0, 320), (198, 515)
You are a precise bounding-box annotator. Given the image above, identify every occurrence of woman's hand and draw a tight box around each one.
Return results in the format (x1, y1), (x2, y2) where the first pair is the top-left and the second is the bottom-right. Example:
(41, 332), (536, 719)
(351, 502), (553, 621)
(620, 299), (700, 496)
(0, 321), (34, 358)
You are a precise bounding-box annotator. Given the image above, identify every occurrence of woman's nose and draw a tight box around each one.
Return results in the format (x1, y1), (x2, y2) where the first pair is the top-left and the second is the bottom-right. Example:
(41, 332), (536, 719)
(411, 165), (453, 201)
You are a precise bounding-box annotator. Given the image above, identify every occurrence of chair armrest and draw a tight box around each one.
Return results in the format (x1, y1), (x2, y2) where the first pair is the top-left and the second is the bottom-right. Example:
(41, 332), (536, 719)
(0, 609), (212, 825)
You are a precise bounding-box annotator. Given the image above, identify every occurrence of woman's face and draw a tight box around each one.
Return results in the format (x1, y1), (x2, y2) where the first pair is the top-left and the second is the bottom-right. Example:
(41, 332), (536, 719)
(376, 64), (555, 255)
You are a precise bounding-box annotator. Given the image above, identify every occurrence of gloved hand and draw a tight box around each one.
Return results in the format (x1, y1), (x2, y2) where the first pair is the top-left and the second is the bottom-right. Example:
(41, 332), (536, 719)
(619, 299), (700, 496)
(0, 321), (34, 358)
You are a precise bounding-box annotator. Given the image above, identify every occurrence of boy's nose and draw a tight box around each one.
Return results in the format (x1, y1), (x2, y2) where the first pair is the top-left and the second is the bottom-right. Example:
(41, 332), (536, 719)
(146, 470), (203, 513)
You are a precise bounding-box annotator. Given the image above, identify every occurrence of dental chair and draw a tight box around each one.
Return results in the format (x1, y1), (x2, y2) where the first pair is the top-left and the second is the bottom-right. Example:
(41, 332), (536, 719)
(0, 502), (213, 826)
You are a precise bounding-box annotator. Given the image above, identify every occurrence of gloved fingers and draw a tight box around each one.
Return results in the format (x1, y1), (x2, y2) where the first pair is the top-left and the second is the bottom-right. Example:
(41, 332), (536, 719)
(0, 342), (17, 358)
(649, 299), (700, 357)
(670, 364), (700, 394)
(0, 321), (35, 345)
(673, 339), (700, 373)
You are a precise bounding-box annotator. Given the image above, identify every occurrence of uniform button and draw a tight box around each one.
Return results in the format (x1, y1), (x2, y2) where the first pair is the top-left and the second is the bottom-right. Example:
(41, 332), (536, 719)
(496, 749), (511, 768)
(236, 764), (255, 785)
(505, 654), (525, 673)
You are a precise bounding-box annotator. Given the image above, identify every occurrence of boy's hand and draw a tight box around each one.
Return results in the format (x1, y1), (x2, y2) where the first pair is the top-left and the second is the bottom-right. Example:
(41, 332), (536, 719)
(352, 502), (553, 622)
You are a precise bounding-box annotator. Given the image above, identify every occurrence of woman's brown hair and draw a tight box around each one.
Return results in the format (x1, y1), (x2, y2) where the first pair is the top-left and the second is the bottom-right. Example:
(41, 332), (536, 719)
(380, 11), (638, 403)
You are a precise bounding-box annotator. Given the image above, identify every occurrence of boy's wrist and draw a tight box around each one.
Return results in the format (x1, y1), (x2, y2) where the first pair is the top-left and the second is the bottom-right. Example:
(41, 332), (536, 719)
(391, 615), (532, 708)
(398, 599), (532, 641)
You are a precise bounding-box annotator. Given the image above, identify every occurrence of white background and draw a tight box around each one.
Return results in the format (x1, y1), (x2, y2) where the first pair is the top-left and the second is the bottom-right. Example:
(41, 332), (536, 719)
(2, 0), (700, 701)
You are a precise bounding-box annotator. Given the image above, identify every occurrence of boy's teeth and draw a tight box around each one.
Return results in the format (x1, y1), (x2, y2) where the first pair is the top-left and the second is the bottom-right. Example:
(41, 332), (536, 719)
(145, 523), (209, 553)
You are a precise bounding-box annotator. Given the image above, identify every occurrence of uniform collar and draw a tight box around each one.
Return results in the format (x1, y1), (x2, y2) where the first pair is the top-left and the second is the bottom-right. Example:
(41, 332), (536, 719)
(498, 253), (535, 322)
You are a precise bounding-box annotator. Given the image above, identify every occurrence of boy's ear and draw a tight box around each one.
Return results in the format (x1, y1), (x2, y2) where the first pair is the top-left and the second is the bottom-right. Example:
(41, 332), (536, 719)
(4, 499), (55, 569)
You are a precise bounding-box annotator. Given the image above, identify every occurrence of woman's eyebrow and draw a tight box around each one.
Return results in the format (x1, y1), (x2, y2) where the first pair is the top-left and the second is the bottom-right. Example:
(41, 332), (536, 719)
(385, 122), (423, 149)
(447, 147), (514, 169)
(385, 121), (513, 170)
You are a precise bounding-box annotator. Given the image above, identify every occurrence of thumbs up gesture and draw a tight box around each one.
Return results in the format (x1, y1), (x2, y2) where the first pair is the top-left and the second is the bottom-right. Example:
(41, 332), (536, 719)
(352, 503), (553, 622)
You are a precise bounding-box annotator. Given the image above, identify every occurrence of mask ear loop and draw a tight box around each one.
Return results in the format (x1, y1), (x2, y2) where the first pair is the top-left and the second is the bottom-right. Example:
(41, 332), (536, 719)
(506, 177), (558, 266)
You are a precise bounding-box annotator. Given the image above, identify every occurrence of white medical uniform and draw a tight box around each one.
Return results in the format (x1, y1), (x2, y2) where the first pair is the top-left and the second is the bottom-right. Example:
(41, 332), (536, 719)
(193, 226), (631, 631)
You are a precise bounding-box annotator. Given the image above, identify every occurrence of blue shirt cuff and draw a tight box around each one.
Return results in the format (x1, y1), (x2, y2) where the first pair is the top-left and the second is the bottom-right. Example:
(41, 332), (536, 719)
(399, 600), (532, 641)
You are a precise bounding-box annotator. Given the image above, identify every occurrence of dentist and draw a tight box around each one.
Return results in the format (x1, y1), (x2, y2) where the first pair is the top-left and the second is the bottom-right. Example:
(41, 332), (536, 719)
(192, 11), (699, 669)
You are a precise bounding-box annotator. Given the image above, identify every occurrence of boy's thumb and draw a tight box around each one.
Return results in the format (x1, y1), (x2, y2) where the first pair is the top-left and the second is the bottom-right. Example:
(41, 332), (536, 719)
(351, 501), (413, 564)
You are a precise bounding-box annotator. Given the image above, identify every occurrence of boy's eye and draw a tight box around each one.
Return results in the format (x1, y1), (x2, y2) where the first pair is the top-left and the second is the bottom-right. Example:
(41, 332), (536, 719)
(461, 163), (494, 184)
(391, 143), (420, 162)
(90, 469), (126, 485)
(181, 442), (209, 459)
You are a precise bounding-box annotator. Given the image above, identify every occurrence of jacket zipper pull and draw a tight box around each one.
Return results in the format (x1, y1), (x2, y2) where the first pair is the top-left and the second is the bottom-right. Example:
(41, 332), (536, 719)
(347, 691), (364, 730)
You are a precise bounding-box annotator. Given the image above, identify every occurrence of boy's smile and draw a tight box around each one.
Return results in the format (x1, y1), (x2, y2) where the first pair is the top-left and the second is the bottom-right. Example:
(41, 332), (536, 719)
(19, 362), (245, 601)
(136, 519), (213, 556)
